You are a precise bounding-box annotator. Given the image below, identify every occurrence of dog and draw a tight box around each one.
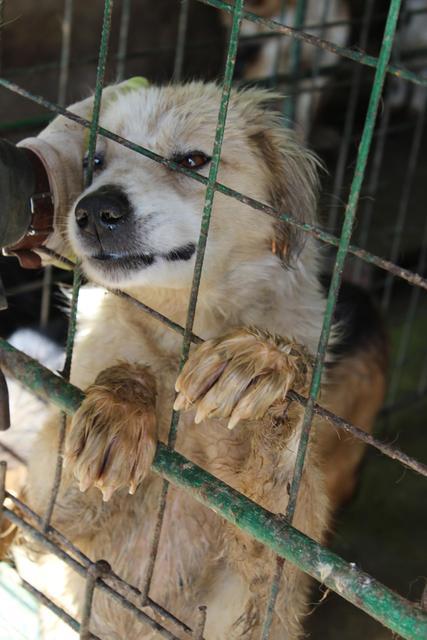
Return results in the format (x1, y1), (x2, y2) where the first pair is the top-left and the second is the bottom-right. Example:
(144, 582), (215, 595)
(12, 81), (386, 639)
(222, 0), (350, 135)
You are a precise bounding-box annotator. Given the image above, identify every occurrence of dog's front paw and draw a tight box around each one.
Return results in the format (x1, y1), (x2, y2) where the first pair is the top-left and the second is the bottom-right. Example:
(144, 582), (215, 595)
(174, 327), (312, 430)
(65, 364), (157, 501)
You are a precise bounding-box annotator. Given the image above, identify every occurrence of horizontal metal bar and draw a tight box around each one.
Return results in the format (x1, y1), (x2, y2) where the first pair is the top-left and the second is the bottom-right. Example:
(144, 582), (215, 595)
(3, 4), (427, 82)
(0, 115), (52, 132)
(4, 507), (181, 640)
(20, 577), (101, 640)
(1, 340), (426, 639)
(6, 491), (200, 638)
(195, 0), (427, 87)
(0, 311), (424, 480)
(154, 445), (427, 640)
(289, 390), (427, 478)
(0, 337), (84, 413)
(0, 441), (26, 465)
(1, 76), (426, 294)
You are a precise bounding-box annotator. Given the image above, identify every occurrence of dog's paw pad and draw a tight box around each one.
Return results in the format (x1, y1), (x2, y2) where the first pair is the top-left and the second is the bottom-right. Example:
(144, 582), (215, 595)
(174, 327), (311, 429)
(65, 364), (157, 501)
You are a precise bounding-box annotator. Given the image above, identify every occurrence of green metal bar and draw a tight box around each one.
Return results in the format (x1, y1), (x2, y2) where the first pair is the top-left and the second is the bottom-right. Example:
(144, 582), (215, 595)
(116, 0), (132, 81)
(84, 0), (113, 186)
(283, 0), (308, 125)
(173, 0), (190, 82)
(178, 0), (243, 400)
(0, 338), (85, 412)
(57, 0), (74, 107)
(1, 76), (427, 293)
(0, 340), (426, 640)
(270, 0), (288, 89)
(155, 449), (427, 640)
(381, 90), (427, 312)
(388, 219), (427, 403)
(0, 115), (52, 132)
(261, 2), (406, 634)
(195, 0), (427, 87)
(141, 0), (244, 604)
(285, 0), (404, 522)
(40, 0), (74, 330)
(2, 7), (427, 83)
(41, 0), (114, 533)
(327, 0), (375, 233)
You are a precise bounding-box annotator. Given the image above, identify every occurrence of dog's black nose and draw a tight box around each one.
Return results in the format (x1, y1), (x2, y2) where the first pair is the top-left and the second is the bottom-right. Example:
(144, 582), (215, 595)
(75, 186), (131, 233)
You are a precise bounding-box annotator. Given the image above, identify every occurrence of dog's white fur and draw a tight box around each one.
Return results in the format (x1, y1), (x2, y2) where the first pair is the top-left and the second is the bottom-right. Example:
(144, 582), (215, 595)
(18, 82), (383, 639)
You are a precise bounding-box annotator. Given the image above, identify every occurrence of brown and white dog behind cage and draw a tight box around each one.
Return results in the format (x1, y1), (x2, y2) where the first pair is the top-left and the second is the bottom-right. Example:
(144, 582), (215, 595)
(222, 0), (350, 135)
(12, 81), (386, 639)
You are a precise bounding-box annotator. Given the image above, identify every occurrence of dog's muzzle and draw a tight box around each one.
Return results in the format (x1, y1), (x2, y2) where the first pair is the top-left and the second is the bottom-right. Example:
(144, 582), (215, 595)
(74, 185), (133, 254)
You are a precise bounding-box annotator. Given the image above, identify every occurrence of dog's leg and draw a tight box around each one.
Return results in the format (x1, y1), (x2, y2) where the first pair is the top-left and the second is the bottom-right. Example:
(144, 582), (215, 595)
(24, 362), (157, 542)
(175, 327), (328, 639)
(65, 362), (157, 502)
(174, 327), (323, 515)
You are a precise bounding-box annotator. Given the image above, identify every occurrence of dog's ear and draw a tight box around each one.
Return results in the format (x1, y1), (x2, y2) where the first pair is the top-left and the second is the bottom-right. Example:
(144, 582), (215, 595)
(244, 93), (320, 265)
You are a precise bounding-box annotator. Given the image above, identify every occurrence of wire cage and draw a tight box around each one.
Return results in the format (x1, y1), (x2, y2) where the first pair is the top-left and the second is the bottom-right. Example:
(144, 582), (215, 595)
(0, 1), (426, 639)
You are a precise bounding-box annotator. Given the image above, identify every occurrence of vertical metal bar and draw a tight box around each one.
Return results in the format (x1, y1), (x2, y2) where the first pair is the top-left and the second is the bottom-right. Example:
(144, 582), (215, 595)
(0, 460), (6, 530)
(417, 350), (427, 395)
(306, 0), (331, 123)
(41, 268), (83, 533)
(327, 0), (375, 233)
(84, 0), (114, 187)
(282, 0), (308, 126)
(381, 89), (427, 311)
(287, 0), (403, 522)
(260, 556), (284, 640)
(271, 1), (288, 89)
(0, 1), (4, 72)
(58, 0), (74, 107)
(116, 0), (132, 82)
(80, 560), (111, 640)
(193, 605), (207, 640)
(353, 90), (392, 281)
(40, 0), (74, 330)
(262, 1), (404, 635)
(41, 0), (114, 532)
(173, 0), (190, 83)
(0, 367), (10, 431)
(388, 218), (427, 403)
(140, 0), (244, 602)
(39, 267), (53, 330)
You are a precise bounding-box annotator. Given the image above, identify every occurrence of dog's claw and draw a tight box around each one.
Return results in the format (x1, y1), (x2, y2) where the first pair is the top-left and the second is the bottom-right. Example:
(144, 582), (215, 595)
(100, 485), (115, 503)
(227, 413), (240, 431)
(79, 476), (92, 493)
(175, 328), (311, 429)
(173, 393), (188, 412)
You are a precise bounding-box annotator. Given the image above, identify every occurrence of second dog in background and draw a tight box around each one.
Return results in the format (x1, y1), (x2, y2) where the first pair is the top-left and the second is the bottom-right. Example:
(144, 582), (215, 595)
(223, 0), (350, 135)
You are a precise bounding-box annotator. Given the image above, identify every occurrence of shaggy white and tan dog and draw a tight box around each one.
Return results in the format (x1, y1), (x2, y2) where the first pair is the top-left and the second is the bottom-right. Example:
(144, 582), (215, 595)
(11, 81), (385, 639)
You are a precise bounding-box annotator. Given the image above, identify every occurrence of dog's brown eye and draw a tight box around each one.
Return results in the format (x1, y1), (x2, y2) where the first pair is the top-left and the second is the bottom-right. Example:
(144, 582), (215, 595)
(174, 152), (211, 171)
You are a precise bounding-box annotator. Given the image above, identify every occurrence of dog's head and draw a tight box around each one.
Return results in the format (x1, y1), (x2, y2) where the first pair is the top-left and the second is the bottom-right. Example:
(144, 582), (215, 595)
(53, 82), (319, 290)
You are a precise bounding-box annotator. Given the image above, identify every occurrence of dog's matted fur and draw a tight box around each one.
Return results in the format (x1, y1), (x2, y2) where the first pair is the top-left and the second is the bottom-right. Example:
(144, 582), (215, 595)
(20, 82), (386, 639)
